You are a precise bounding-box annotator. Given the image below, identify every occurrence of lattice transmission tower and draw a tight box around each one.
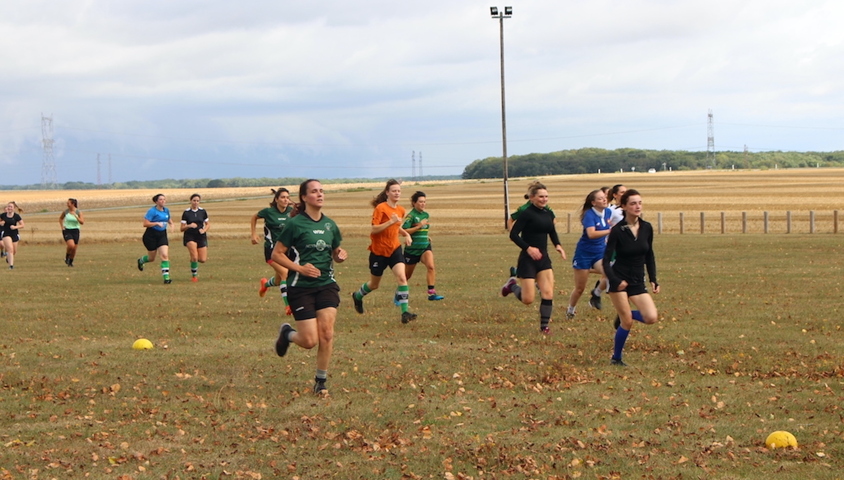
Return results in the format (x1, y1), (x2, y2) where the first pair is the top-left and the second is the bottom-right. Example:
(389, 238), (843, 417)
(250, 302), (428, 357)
(706, 109), (716, 168)
(41, 114), (58, 189)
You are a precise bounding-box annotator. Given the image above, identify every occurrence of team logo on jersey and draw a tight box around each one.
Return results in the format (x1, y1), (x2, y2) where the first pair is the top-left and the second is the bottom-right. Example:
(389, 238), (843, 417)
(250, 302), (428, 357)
(325, 222), (332, 231)
(314, 239), (328, 251)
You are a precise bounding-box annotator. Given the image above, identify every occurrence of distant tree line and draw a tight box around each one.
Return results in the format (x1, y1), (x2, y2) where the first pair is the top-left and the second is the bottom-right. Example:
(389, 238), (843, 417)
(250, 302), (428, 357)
(461, 148), (844, 179)
(1, 175), (459, 191)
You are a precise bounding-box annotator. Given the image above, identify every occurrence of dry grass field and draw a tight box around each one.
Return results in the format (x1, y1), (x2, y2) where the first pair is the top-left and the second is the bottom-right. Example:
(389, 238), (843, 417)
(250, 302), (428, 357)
(7, 168), (844, 244)
(1, 168), (843, 479)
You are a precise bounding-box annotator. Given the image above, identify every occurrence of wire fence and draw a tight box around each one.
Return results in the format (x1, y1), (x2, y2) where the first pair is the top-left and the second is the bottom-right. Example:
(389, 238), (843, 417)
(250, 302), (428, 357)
(562, 211), (842, 234)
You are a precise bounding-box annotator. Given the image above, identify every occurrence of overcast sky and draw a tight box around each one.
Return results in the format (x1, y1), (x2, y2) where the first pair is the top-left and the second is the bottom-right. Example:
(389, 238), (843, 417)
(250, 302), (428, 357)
(2, 0), (843, 185)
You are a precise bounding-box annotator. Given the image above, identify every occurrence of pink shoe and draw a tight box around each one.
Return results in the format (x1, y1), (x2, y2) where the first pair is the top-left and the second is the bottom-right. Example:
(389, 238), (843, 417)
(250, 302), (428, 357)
(501, 277), (517, 297)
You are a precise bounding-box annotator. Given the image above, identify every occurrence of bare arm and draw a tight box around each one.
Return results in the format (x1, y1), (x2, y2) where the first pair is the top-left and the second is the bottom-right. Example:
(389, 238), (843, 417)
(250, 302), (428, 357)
(250, 214), (261, 244)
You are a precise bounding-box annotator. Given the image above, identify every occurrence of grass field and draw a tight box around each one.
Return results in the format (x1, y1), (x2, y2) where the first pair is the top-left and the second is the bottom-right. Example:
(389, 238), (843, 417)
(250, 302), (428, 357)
(1, 169), (843, 479)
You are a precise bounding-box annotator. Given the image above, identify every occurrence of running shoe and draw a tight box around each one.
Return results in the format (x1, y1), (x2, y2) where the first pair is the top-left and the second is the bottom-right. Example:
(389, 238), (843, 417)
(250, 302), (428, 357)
(191, 276), (198, 283)
(509, 266), (517, 278)
(258, 278), (269, 297)
(610, 358), (628, 367)
(540, 326), (551, 334)
(285, 305), (293, 316)
(393, 291), (401, 306)
(401, 311), (417, 324)
(313, 377), (328, 395)
(352, 293), (364, 314)
(500, 277), (517, 297)
(137, 258), (144, 271)
(163, 279), (172, 284)
(589, 292), (602, 310)
(275, 323), (294, 357)
(428, 293), (444, 301)
(565, 306), (576, 320)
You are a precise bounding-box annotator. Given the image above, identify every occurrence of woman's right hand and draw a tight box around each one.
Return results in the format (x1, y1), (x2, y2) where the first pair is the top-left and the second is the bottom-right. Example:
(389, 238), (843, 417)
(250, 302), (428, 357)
(251, 235), (260, 245)
(617, 280), (628, 291)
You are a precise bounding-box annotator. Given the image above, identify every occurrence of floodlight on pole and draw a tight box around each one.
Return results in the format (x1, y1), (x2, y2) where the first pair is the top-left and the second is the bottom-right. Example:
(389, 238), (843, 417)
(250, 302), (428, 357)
(490, 6), (512, 230)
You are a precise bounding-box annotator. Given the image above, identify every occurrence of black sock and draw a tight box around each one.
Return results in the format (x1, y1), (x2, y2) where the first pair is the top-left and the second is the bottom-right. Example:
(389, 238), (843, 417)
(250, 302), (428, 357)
(540, 299), (553, 330)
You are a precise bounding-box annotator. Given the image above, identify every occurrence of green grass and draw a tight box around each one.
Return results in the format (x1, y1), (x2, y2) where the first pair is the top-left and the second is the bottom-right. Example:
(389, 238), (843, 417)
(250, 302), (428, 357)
(1, 233), (843, 479)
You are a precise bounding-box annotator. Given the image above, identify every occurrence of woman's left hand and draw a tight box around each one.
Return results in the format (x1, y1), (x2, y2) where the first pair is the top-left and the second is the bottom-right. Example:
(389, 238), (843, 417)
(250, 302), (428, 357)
(555, 244), (566, 260)
(651, 282), (660, 294)
(334, 248), (348, 263)
(526, 246), (542, 261)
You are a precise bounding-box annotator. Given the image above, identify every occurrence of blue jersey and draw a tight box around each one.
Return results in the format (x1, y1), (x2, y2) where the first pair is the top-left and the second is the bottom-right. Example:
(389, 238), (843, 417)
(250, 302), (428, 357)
(145, 206), (170, 232)
(575, 208), (611, 255)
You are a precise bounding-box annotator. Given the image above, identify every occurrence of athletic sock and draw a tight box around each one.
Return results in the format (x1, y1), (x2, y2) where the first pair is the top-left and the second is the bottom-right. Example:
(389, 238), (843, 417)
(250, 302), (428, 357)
(355, 282), (372, 300)
(315, 369), (327, 381)
(397, 285), (409, 313)
(632, 310), (644, 323)
(540, 299), (553, 330)
(613, 326), (630, 361)
(161, 260), (170, 280)
(266, 277), (276, 288)
(190, 261), (198, 277)
(592, 287), (602, 297)
(280, 281), (289, 306)
(427, 285), (435, 293)
(140, 255), (149, 265)
(512, 283), (523, 301)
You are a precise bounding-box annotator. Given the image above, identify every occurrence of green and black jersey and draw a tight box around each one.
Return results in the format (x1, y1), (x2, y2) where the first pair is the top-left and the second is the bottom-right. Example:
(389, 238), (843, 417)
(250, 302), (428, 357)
(402, 208), (430, 255)
(256, 205), (293, 248)
(277, 212), (343, 288)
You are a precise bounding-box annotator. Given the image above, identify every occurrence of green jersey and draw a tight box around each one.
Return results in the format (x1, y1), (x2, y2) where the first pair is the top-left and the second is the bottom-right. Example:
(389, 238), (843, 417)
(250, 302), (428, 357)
(278, 212), (343, 288)
(256, 205), (292, 248)
(402, 208), (430, 255)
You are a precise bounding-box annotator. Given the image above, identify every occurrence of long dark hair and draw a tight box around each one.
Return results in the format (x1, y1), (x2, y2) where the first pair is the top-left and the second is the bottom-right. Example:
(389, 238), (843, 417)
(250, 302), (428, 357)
(620, 188), (640, 206)
(291, 179), (320, 217)
(579, 189), (602, 221)
(371, 179), (400, 207)
(609, 184), (625, 204)
(270, 188), (289, 207)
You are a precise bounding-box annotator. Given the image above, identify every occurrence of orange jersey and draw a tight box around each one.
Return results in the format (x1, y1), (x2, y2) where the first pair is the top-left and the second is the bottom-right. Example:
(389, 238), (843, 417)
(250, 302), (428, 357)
(368, 202), (405, 256)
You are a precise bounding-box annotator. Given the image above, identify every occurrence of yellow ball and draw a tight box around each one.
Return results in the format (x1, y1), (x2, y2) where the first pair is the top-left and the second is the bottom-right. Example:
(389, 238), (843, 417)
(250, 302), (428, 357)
(765, 431), (797, 449)
(132, 338), (154, 350)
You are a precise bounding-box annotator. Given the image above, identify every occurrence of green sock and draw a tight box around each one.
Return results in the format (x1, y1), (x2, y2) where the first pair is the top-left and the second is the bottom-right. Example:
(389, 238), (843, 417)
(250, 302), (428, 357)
(190, 261), (198, 277)
(355, 282), (372, 300)
(140, 255), (149, 264)
(397, 285), (409, 313)
(280, 281), (289, 306)
(161, 260), (170, 280)
(266, 277), (276, 288)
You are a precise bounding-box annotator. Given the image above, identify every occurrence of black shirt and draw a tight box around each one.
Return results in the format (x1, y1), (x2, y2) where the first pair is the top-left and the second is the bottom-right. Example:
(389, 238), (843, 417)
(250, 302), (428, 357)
(602, 218), (657, 290)
(509, 204), (561, 252)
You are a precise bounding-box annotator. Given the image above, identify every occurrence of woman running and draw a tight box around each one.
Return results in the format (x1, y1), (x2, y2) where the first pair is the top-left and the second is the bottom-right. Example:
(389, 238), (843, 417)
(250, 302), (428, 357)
(603, 189), (660, 367)
(352, 179), (417, 324)
(501, 182), (566, 334)
(137, 193), (174, 284)
(272, 179), (347, 395)
(181, 193), (210, 282)
(565, 189), (612, 319)
(607, 184), (627, 226)
(0, 202), (24, 269)
(402, 191), (444, 301)
(59, 198), (84, 267)
(251, 188), (294, 314)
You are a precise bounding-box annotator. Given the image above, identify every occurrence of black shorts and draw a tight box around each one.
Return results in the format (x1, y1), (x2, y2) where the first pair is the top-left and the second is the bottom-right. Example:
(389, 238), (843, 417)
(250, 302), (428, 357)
(142, 228), (169, 251)
(183, 231), (207, 247)
(516, 250), (553, 280)
(63, 229), (81, 244)
(265, 243), (295, 264)
(608, 278), (649, 296)
(369, 247), (404, 276)
(288, 283), (341, 321)
(403, 244), (432, 265)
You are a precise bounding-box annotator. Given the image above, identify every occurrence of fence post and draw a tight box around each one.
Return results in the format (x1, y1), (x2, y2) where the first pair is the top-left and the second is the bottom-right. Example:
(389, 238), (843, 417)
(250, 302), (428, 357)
(786, 211), (791, 234)
(835, 210), (839, 234)
(810, 211), (815, 234)
(700, 212), (705, 234)
(764, 211), (769, 234)
(720, 212), (726, 234)
(657, 212), (663, 234)
(679, 212), (684, 234)
(742, 212), (747, 233)
(567, 213), (571, 235)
